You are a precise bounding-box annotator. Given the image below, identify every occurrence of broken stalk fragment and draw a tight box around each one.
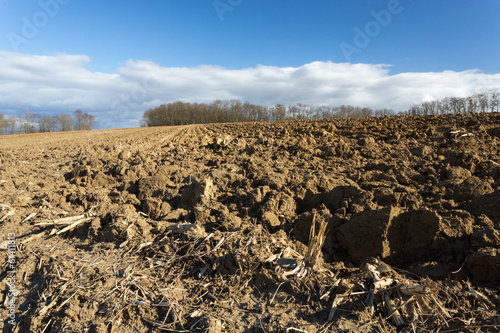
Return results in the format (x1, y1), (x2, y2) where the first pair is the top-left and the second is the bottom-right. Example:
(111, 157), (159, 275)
(399, 284), (436, 296)
(383, 292), (405, 327)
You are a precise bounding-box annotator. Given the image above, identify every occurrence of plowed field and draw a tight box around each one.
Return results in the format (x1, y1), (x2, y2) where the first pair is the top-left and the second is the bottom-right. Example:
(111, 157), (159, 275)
(1, 113), (499, 332)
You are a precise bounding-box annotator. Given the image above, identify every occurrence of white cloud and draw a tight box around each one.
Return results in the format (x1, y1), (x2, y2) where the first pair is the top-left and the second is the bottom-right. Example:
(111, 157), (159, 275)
(1, 51), (500, 129)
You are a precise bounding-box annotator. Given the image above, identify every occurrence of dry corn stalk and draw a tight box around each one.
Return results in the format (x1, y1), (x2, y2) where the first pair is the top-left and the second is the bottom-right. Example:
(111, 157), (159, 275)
(365, 288), (375, 316)
(21, 212), (37, 223)
(468, 289), (494, 307)
(430, 294), (451, 319)
(167, 222), (207, 238)
(364, 262), (393, 291)
(400, 284), (437, 296)
(35, 215), (82, 226)
(303, 213), (327, 270)
(405, 298), (419, 325)
(55, 217), (91, 235)
(282, 214), (328, 279)
(0, 209), (15, 222)
(383, 292), (405, 327)
(328, 290), (350, 321)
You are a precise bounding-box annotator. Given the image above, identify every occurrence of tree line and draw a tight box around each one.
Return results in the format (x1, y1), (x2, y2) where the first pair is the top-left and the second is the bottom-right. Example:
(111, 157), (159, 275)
(141, 90), (500, 127)
(0, 109), (96, 135)
(141, 100), (396, 126)
(404, 91), (500, 116)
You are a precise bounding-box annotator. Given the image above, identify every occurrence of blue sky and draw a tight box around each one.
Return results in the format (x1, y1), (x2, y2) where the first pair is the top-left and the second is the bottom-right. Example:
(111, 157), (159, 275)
(1, 0), (500, 128)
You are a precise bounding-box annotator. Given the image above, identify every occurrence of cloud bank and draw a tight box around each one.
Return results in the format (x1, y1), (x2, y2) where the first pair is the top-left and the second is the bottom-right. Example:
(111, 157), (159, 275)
(1, 51), (500, 129)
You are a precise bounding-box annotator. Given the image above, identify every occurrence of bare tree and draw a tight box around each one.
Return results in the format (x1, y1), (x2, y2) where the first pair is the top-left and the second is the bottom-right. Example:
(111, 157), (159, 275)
(0, 113), (5, 135)
(20, 108), (37, 133)
(466, 95), (478, 113)
(490, 90), (499, 113)
(271, 105), (287, 121)
(7, 116), (17, 135)
(475, 93), (488, 113)
(38, 114), (55, 133)
(73, 110), (96, 130)
(59, 114), (74, 131)
(82, 112), (96, 130)
(374, 108), (395, 117)
(73, 109), (84, 130)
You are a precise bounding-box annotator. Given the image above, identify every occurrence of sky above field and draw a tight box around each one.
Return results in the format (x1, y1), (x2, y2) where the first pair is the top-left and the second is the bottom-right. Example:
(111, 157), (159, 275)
(1, 0), (500, 129)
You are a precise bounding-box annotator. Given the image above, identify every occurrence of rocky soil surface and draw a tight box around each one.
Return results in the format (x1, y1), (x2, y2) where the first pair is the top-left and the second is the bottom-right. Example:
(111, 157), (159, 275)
(1, 113), (499, 332)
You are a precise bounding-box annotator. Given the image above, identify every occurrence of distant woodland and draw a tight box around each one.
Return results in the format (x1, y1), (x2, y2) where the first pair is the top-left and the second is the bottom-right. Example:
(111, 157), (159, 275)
(407, 91), (499, 116)
(1, 91), (498, 134)
(0, 109), (95, 135)
(141, 91), (500, 127)
(140, 100), (388, 127)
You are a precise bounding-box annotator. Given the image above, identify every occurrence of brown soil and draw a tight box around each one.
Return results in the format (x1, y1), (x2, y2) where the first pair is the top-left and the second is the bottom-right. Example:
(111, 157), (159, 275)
(1, 113), (499, 332)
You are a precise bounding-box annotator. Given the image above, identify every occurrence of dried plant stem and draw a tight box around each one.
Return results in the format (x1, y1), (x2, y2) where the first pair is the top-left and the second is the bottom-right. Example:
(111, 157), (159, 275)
(304, 213), (327, 270)
(383, 292), (404, 327)
(400, 284), (435, 296)
(56, 217), (91, 235)
(0, 209), (15, 222)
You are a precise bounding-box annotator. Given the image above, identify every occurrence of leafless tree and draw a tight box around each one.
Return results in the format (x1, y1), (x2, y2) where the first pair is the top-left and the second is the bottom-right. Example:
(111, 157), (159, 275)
(59, 114), (74, 131)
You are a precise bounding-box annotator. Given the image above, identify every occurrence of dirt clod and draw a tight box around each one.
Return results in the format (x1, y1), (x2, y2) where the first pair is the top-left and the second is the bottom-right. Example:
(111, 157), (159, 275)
(1, 113), (500, 332)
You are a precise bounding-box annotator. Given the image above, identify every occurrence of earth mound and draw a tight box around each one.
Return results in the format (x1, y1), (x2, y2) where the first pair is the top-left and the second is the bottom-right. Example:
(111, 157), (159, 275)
(1, 113), (499, 332)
